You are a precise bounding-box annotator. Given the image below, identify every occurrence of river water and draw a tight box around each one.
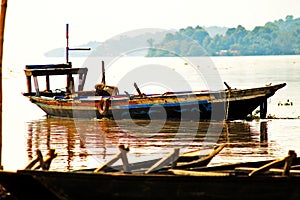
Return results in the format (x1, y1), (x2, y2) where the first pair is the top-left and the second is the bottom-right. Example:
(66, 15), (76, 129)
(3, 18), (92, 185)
(2, 55), (300, 171)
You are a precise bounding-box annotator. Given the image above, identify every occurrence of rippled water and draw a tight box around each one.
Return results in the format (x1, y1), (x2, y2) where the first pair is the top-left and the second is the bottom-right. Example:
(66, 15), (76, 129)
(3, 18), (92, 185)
(24, 118), (300, 171)
(2, 55), (300, 171)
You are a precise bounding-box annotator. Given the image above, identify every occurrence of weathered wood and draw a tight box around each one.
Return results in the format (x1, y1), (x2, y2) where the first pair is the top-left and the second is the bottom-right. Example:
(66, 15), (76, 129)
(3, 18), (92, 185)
(224, 81), (231, 90)
(260, 98), (268, 119)
(169, 169), (230, 176)
(25, 150), (43, 170)
(0, 0), (8, 170)
(283, 150), (297, 176)
(33, 76), (40, 96)
(133, 82), (143, 97)
(65, 24), (90, 63)
(13, 167), (300, 200)
(23, 75), (286, 120)
(101, 60), (105, 84)
(119, 146), (130, 173)
(25, 64), (71, 69)
(94, 145), (130, 173)
(145, 148), (180, 174)
(235, 167), (300, 176)
(249, 150), (297, 176)
(94, 152), (122, 173)
(46, 75), (50, 91)
(26, 76), (32, 93)
(66, 24), (69, 63)
(176, 144), (226, 168)
(78, 72), (87, 91)
(41, 149), (57, 170)
(33, 149), (57, 170)
(24, 68), (88, 77)
(260, 121), (268, 142)
(248, 159), (284, 176)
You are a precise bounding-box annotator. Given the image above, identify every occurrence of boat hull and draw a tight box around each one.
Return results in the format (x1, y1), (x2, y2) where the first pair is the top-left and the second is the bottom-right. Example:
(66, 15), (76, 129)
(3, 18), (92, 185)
(2, 169), (299, 200)
(25, 83), (286, 120)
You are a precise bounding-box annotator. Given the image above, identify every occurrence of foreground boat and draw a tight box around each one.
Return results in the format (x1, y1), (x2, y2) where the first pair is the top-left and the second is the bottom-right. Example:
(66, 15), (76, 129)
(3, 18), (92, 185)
(22, 62), (286, 120)
(1, 149), (300, 200)
(0, 145), (225, 199)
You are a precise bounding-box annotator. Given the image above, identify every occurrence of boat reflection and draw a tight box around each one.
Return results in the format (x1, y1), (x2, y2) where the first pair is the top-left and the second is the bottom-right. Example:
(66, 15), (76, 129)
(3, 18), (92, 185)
(26, 118), (270, 171)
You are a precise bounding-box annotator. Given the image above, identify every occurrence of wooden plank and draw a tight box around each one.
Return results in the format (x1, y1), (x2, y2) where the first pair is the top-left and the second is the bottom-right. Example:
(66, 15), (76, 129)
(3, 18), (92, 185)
(31, 149), (57, 170)
(25, 150), (43, 170)
(145, 148), (179, 174)
(176, 144), (226, 168)
(283, 150), (297, 176)
(0, 0), (8, 170)
(169, 169), (230, 176)
(25, 63), (71, 69)
(24, 68), (88, 77)
(33, 76), (40, 97)
(120, 147), (130, 173)
(249, 150), (297, 176)
(94, 152), (122, 173)
(235, 167), (300, 176)
(94, 145), (130, 173)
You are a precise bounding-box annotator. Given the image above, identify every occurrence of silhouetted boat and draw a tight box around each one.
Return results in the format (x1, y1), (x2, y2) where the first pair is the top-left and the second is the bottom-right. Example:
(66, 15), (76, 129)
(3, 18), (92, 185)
(1, 149), (300, 200)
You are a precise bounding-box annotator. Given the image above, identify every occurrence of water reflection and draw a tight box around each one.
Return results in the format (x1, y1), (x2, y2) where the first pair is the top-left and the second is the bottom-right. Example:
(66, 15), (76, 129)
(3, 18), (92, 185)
(26, 118), (271, 171)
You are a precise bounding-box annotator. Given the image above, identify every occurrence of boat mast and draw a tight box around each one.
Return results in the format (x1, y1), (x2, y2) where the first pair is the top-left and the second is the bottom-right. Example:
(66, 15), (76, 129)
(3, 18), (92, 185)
(65, 24), (90, 93)
(66, 24), (69, 63)
(65, 23), (91, 64)
(0, 0), (8, 170)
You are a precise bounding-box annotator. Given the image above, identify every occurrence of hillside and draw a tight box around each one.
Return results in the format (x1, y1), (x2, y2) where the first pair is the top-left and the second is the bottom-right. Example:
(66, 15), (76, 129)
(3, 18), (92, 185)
(44, 27), (226, 57)
(44, 30), (170, 57)
(148, 15), (300, 56)
(45, 15), (300, 57)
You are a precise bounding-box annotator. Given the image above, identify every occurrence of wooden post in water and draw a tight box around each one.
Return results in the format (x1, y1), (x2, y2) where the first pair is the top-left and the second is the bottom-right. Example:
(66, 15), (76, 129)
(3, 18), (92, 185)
(260, 121), (268, 144)
(260, 98), (268, 119)
(0, 0), (8, 170)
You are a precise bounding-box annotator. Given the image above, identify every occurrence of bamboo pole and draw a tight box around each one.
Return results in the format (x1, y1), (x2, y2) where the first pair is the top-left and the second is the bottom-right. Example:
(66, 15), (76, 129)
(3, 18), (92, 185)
(0, 0), (8, 170)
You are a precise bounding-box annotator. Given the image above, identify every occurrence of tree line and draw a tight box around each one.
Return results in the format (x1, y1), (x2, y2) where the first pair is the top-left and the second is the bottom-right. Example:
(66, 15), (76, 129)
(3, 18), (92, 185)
(147, 15), (300, 56)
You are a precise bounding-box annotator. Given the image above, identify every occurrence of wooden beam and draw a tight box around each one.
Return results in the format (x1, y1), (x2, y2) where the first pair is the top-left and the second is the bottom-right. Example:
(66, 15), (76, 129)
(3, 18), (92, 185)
(26, 76), (32, 93)
(249, 150), (297, 176)
(260, 98), (268, 119)
(94, 145), (130, 173)
(0, 0), (8, 170)
(24, 67), (88, 77)
(145, 148), (180, 174)
(33, 76), (40, 96)
(46, 75), (50, 91)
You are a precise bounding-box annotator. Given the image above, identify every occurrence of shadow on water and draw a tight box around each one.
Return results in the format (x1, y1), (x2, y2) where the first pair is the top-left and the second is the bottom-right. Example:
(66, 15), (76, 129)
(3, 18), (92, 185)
(26, 118), (271, 171)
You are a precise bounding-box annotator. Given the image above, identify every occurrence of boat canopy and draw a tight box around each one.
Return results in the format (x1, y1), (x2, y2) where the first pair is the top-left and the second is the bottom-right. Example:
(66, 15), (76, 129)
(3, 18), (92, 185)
(24, 63), (88, 96)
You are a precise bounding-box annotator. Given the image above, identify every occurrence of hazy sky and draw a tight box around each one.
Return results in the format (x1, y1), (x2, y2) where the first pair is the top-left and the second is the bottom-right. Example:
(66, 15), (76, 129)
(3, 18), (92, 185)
(3, 0), (300, 62)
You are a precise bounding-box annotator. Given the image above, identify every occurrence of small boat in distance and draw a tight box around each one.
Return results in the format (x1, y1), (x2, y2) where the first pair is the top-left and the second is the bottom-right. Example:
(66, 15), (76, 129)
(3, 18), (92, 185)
(22, 25), (286, 121)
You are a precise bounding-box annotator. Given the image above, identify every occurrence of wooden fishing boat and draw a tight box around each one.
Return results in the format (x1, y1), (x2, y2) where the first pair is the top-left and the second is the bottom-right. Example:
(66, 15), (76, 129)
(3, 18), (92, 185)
(0, 144), (225, 199)
(1, 150), (300, 200)
(22, 62), (286, 120)
(21, 24), (286, 121)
